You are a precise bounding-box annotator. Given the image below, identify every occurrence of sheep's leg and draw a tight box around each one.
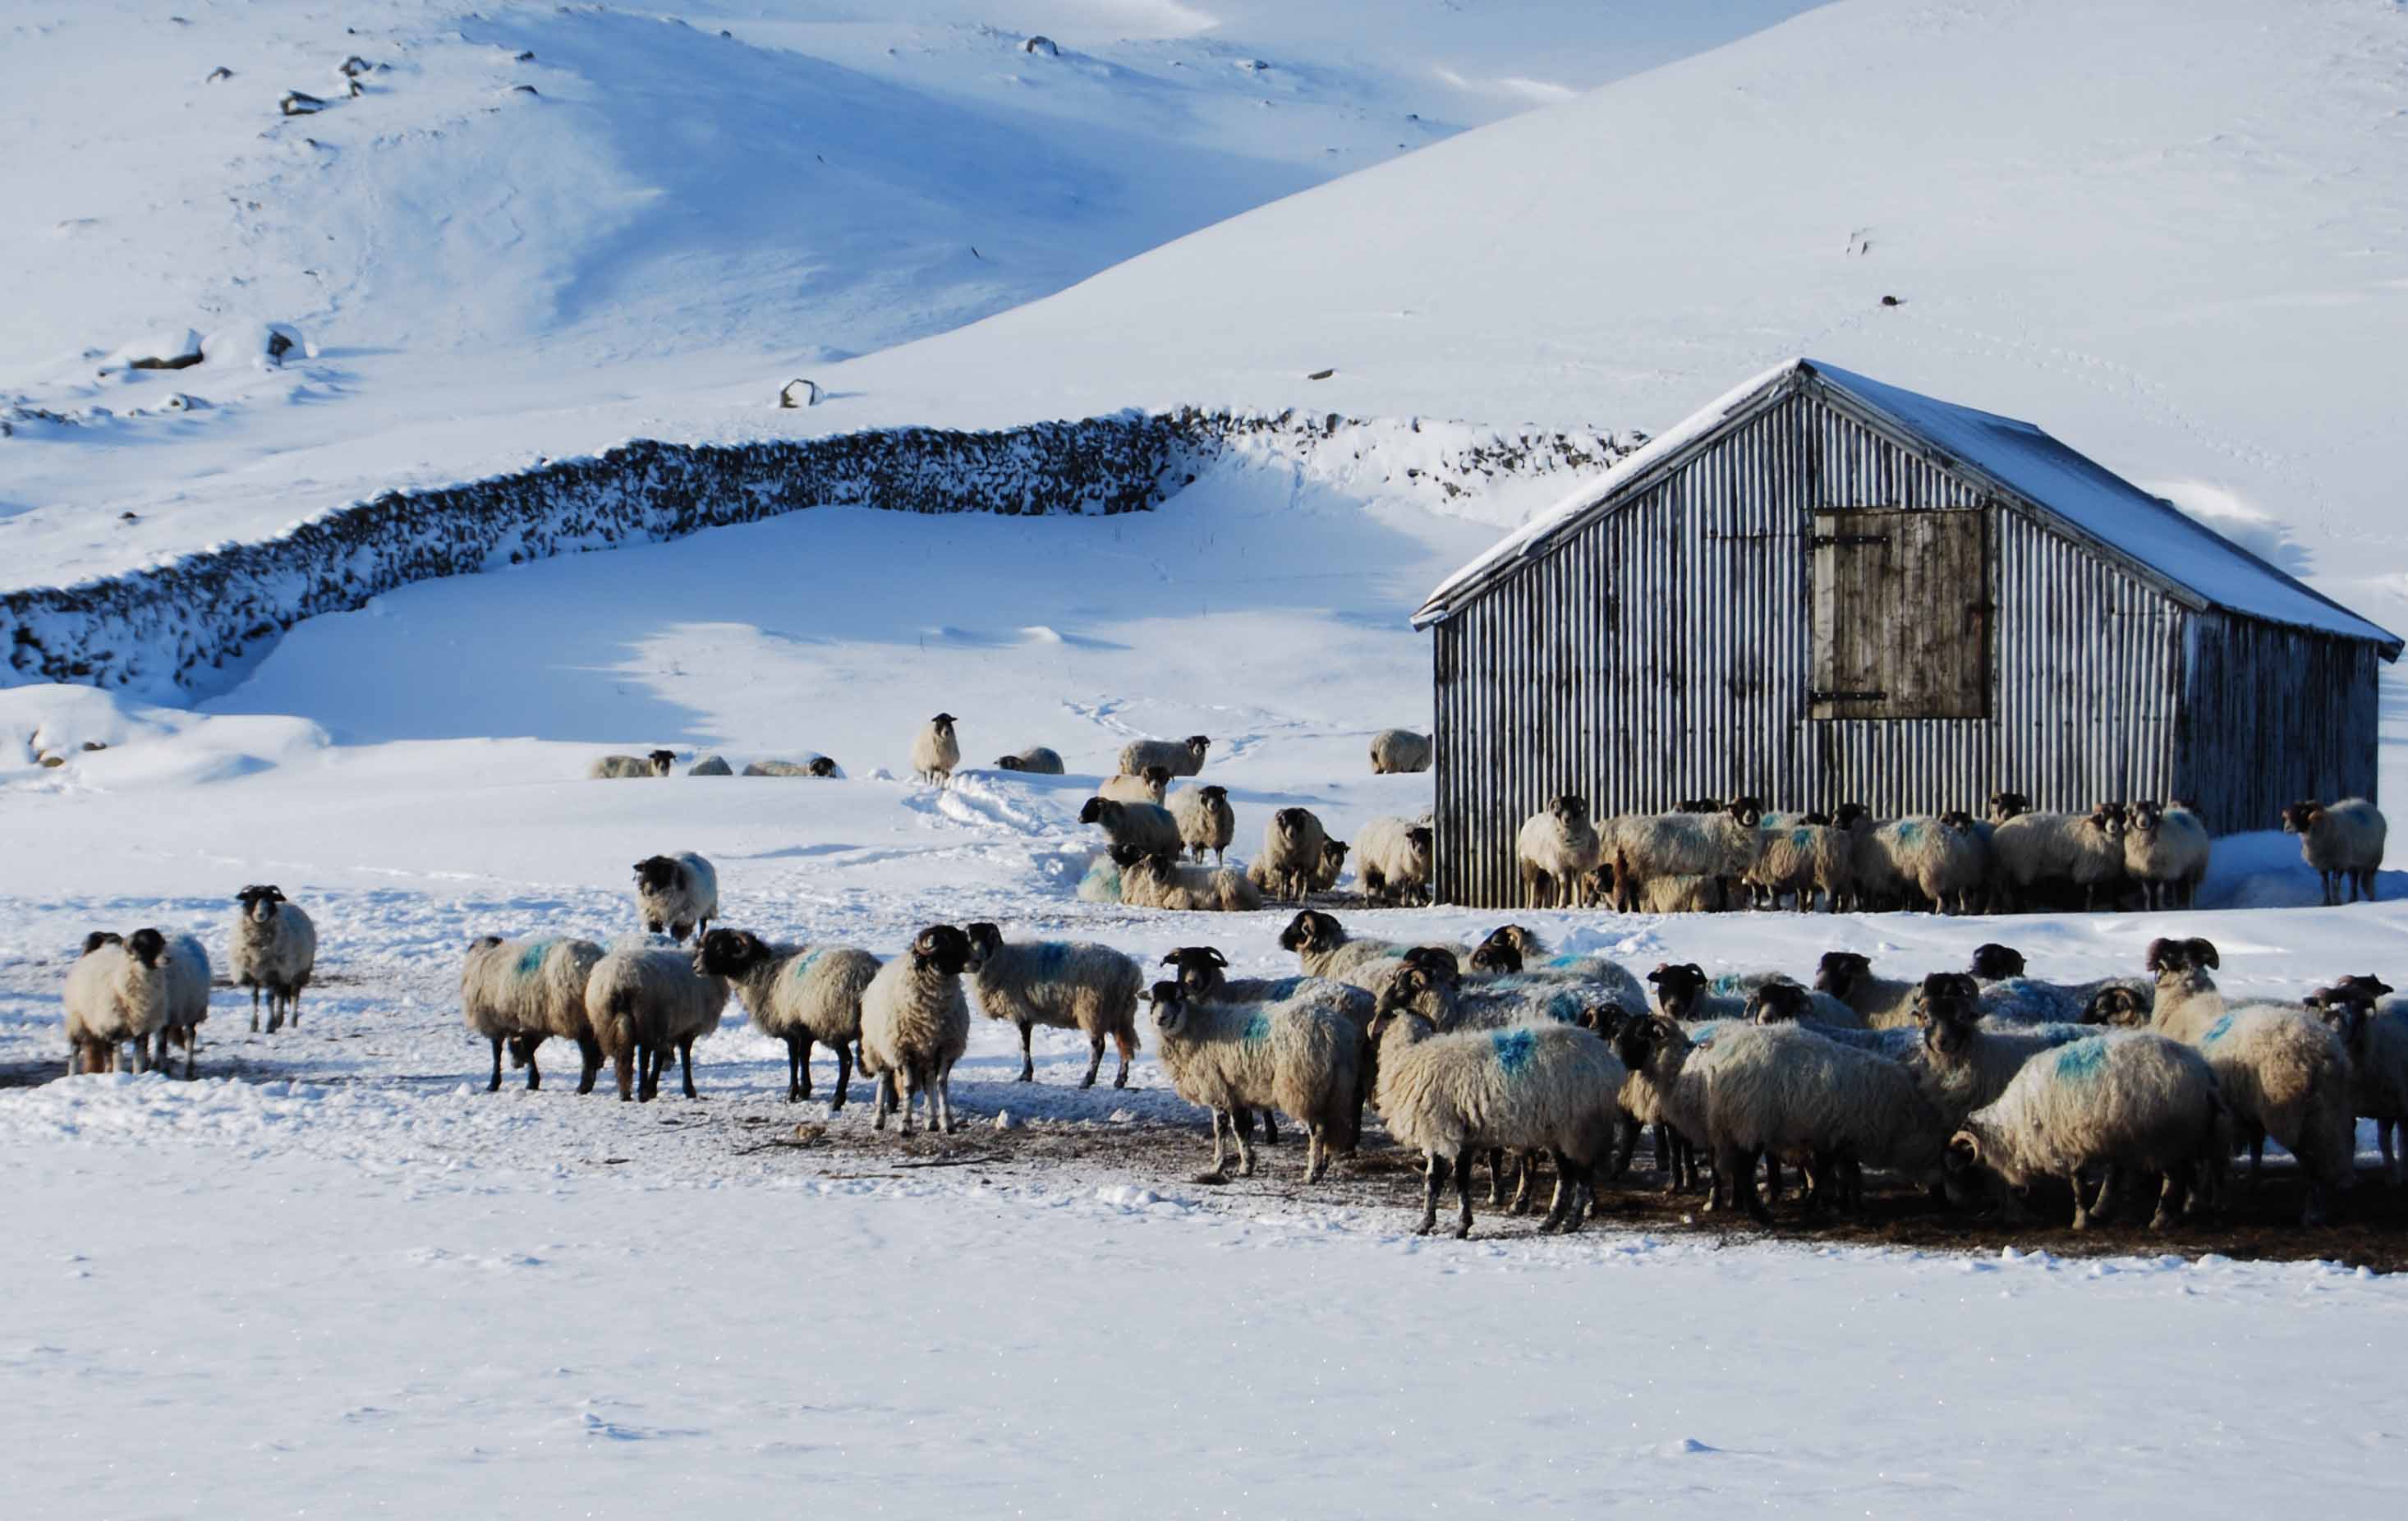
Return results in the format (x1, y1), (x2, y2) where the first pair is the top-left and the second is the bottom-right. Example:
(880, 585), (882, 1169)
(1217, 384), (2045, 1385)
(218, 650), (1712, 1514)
(250, 986), (261, 1033)
(613, 1041), (636, 1102)
(1304, 1123), (1328, 1183)
(1017, 1021), (1039, 1085)
(1726, 1143), (1772, 1225)
(871, 1069), (894, 1131)
(1112, 1028), (1133, 1090)
(288, 987), (302, 1027)
(1201, 1110), (1233, 1180)
(2069, 1168), (2098, 1229)
(2090, 1163), (2125, 1225)
(525, 1042), (542, 1093)
(1258, 1110), (1280, 1146)
(2245, 1127), (2266, 1195)
(1608, 1116), (1642, 1180)
(831, 1041), (853, 1112)
(2151, 1163), (2190, 1232)
(1485, 1146), (1507, 1206)
(1763, 1153), (1783, 1206)
(786, 1037), (806, 1103)
(1538, 1151), (1573, 1231)
(182, 1030), (196, 1081)
(895, 1067), (918, 1137)
(1231, 1108), (1259, 1177)
(636, 1044), (659, 1104)
(939, 1065), (959, 1134)
(2380, 1119), (2398, 1186)
(577, 1037), (603, 1096)
(678, 1036), (698, 1100)
(1452, 1147), (1477, 1238)
(1417, 1151), (1447, 1234)
(1077, 1032), (1106, 1090)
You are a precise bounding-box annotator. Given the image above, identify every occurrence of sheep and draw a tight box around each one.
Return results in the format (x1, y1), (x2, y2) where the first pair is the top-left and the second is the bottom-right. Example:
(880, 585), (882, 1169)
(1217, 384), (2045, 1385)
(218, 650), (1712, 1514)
(2123, 800), (2210, 909)
(1989, 803), (2127, 911)
(1367, 995), (1628, 1236)
(1464, 927), (1647, 1013)
(1099, 765), (1172, 806)
(2308, 976), (2408, 1187)
(1251, 806), (1331, 902)
(589, 748), (676, 779)
(694, 927), (879, 1106)
(744, 756), (841, 778)
(859, 925), (974, 1134)
(1609, 799), (1761, 912)
(994, 747), (1064, 774)
(1598, 862), (1722, 914)
(962, 922), (1142, 1088)
(1605, 1012), (1721, 1192)
(1647, 962), (1863, 1029)
(632, 852), (718, 943)
(1170, 783), (1236, 864)
(1277, 910), (1472, 995)
(911, 713), (961, 783)
(1310, 837), (1349, 893)
(1160, 946), (1376, 1151)
(2085, 936), (2355, 1225)
(1368, 728), (1431, 774)
(1968, 942), (2151, 1025)
(1812, 951), (1925, 1030)
(1356, 815), (1434, 905)
(687, 754), (733, 776)
(1907, 972), (2093, 1128)
(1942, 1031), (2230, 1230)
(1745, 981), (1928, 1060)
(1077, 797), (1183, 859)
(1891, 811), (1992, 913)
(1744, 813), (1855, 912)
(1377, 955), (1623, 1036)
(62, 928), (211, 1078)
(1516, 794), (1602, 908)
(461, 935), (608, 1094)
(586, 942), (732, 1102)
(1114, 846), (1265, 912)
(2282, 797), (2385, 906)
(232, 884), (316, 1034)
(1145, 979), (1363, 1183)
(1117, 734), (1210, 778)
(1697, 1022), (1951, 1222)
(1076, 853), (1124, 904)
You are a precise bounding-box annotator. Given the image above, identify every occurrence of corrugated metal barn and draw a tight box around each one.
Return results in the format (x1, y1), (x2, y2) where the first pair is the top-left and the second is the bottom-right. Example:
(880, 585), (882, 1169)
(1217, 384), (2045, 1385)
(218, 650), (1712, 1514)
(1411, 359), (2401, 909)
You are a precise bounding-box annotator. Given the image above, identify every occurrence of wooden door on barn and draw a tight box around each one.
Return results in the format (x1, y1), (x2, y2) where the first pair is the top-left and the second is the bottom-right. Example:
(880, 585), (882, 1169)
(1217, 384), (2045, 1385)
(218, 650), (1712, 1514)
(1809, 507), (1992, 720)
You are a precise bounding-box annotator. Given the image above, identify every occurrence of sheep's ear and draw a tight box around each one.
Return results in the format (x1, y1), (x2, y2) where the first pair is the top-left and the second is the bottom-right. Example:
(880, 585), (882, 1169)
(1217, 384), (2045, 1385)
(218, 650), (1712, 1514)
(1682, 963), (1705, 980)
(2188, 937), (2220, 969)
(1207, 948), (1228, 967)
(2144, 937), (2176, 972)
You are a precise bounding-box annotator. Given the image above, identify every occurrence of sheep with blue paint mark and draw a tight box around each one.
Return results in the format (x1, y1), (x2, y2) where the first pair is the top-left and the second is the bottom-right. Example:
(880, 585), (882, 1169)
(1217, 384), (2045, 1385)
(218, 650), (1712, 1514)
(694, 927), (880, 1105)
(1144, 978), (1363, 1183)
(962, 921), (1143, 1088)
(1467, 926), (1647, 1013)
(1377, 956), (1615, 1034)
(1943, 1029), (2229, 1230)
(1967, 943), (2151, 1025)
(1908, 972), (2096, 1127)
(461, 934), (608, 1093)
(1744, 814), (1855, 912)
(1648, 962), (1863, 1028)
(1695, 1021), (1951, 1221)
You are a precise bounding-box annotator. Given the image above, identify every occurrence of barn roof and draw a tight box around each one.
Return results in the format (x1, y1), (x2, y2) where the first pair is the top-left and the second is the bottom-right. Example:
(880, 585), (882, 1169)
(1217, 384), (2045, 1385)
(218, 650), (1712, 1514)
(1413, 358), (2401, 656)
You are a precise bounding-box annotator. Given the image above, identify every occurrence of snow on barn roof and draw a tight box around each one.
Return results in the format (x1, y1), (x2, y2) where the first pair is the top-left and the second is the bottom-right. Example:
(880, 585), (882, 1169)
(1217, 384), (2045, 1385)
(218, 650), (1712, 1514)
(1413, 359), (2401, 655)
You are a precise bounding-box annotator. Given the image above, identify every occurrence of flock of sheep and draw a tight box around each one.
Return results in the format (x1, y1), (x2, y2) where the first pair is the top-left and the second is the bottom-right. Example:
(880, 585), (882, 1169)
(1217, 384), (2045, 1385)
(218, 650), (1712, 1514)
(48, 715), (2401, 1242)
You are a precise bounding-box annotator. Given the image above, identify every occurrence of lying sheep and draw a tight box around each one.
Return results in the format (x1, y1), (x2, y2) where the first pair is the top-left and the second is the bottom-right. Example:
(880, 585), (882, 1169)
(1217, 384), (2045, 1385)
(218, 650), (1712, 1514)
(1610, 800), (1760, 912)
(632, 852), (719, 944)
(911, 713), (960, 783)
(1968, 942), (2151, 1025)
(1078, 796), (1183, 859)
(1118, 735), (1210, 778)
(2309, 976), (2408, 1187)
(1115, 846), (1265, 912)
(745, 756), (841, 778)
(2282, 797), (2385, 906)
(1100, 765), (1173, 806)
(1369, 995), (1628, 1235)
(1745, 813), (1855, 912)
(994, 747), (1064, 775)
(963, 922), (1142, 1088)
(1990, 804), (2127, 912)
(1465, 926), (1647, 1013)
(1517, 794), (1602, 908)
(1944, 1031), (2229, 1230)
(586, 941), (732, 1102)
(695, 927), (879, 1106)
(1170, 783), (1235, 864)
(687, 755), (733, 776)
(1647, 962), (1862, 1028)
(2085, 936), (2355, 1225)
(860, 925), (974, 1134)
(1147, 979), (1363, 1183)
(589, 748), (676, 779)
(1356, 816), (1435, 905)
(1252, 806), (1330, 902)
(1368, 728), (1431, 774)
(1700, 1022), (1951, 1220)
(1277, 910), (1471, 995)
(232, 884), (316, 1034)
(462, 935), (608, 1094)
(2124, 800), (2210, 909)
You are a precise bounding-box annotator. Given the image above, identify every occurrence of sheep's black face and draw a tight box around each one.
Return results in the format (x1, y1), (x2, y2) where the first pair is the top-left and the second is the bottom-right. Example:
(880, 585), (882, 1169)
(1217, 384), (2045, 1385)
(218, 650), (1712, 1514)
(931, 714), (956, 737)
(2336, 973), (2397, 1003)
(912, 925), (972, 976)
(1938, 810), (1976, 834)
(1969, 943), (2026, 981)
(1162, 947), (1228, 996)
(1799, 810), (1833, 826)
(1940, 1135), (1992, 1207)
(808, 756), (838, 777)
(695, 928), (768, 977)
(1468, 930), (1522, 974)
(238, 885), (286, 922)
(2082, 987), (2148, 1027)
(2086, 803), (2127, 839)
(1551, 794), (1588, 824)
(1406, 826), (1433, 854)
(1184, 735), (1211, 753)
(647, 749), (676, 772)
(962, 922), (1003, 970)
(1202, 785), (1228, 803)
(1147, 981), (1188, 1035)
(1078, 798), (1105, 825)
(1645, 963), (1706, 1018)
(995, 756), (1023, 770)
(1278, 910), (1332, 953)
(127, 928), (167, 967)
(80, 931), (122, 956)
(632, 857), (680, 893)
(1610, 1016), (1662, 1071)
(1988, 792), (2029, 821)
(2305, 989), (2366, 1047)
(2279, 800), (2321, 834)
(1832, 802), (1870, 830)
(1143, 765), (1171, 788)
(1321, 839), (1348, 869)
(470, 933), (504, 952)
(1726, 796), (1764, 827)
(1747, 982), (1811, 1025)
(1813, 952), (1869, 998)
(1376, 964), (1436, 1018)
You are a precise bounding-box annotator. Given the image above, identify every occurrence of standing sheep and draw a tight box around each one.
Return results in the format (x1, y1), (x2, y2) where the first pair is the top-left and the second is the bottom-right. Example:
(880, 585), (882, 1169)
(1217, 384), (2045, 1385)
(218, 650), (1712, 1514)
(1989, 804), (2127, 912)
(1099, 765), (1172, 806)
(1744, 813), (1856, 913)
(1909, 973), (2093, 1128)
(62, 929), (209, 1077)
(462, 935), (608, 1094)
(1117, 735), (1210, 778)
(1699, 1022), (1951, 1221)
(1170, 783), (1236, 864)
(2281, 798), (2385, 906)
(1277, 910), (1470, 995)
(859, 925), (974, 1135)
(232, 884), (316, 1034)
(632, 852), (719, 944)
(1967, 942), (2152, 1025)
(1516, 794), (1602, 908)
(1368, 728), (1431, 774)
(1146, 980), (1364, 1183)
(1078, 797), (1183, 858)
(589, 749), (676, 779)
(911, 713), (961, 783)
(1812, 951), (1925, 1030)
(995, 747), (1064, 774)
(2123, 801), (2211, 910)
(1252, 806), (1331, 902)
(1647, 962), (1863, 1028)
(1464, 927), (1647, 1015)
(586, 941), (732, 1102)
(694, 928), (879, 1106)
(1356, 816), (1435, 905)
(2309, 976), (2408, 1186)
(963, 922), (1142, 1088)
(1610, 800), (1761, 912)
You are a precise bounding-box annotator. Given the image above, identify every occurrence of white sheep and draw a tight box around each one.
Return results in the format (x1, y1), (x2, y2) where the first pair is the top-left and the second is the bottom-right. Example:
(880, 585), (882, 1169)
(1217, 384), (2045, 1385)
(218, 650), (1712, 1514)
(2310, 976), (2408, 1186)
(1811, 951), (1925, 1029)
(462, 934), (608, 1093)
(1146, 979), (1365, 1183)
(149, 931), (213, 1078)
(1988, 804), (2127, 911)
(911, 713), (961, 783)
(232, 884), (317, 1034)
(1698, 1022), (1951, 1221)
(694, 927), (879, 1107)
(1744, 814), (1855, 912)
(586, 941), (732, 1102)
(1646, 963), (1863, 1029)
(632, 852), (719, 944)
(1906, 972), (2095, 1128)
(1253, 806), (1330, 902)
(2282, 797), (2385, 906)
(1377, 956), (1624, 1036)
(1603, 1011), (1724, 1192)
(1077, 796), (1183, 858)
(1464, 926), (1647, 1015)
(1609, 800), (1761, 912)
(1117, 734), (1210, 778)
(859, 925), (974, 1134)
(589, 748), (675, 779)
(687, 755), (733, 776)
(2086, 936), (2355, 1225)
(1368, 997), (1628, 1236)
(1170, 783), (1236, 864)
(963, 921), (1142, 1088)
(2123, 801), (2210, 910)
(994, 747), (1064, 774)
(1967, 942), (2151, 1025)
(1159, 947), (1375, 1151)
(1356, 815), (1434, 905)
(1514, 794), (1602, 908)
(1099, 765), (1171, 806)
(1943, 1031), (2230, 1230)
(1367, 728), (1431, 774)
(1276, 910), (1470, 995)
(744, 756), (842, 778)
(1116, 847), (1265, 912)
(62, 929), (210, 1077)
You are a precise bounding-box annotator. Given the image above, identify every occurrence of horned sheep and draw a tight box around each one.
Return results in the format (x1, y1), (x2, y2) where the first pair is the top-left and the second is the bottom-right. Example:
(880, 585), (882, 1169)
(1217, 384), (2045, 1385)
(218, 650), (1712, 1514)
(963, 922), (1142, 1088)
(1968, 942), (2151, 1025)
(694, 927), (880, 1105)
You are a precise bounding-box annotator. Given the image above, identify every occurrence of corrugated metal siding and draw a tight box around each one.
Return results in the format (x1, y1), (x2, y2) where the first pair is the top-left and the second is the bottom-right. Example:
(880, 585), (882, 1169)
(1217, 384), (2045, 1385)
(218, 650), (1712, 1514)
(1431, 387), (2202, 908)
(2176, 615), (2380, 834)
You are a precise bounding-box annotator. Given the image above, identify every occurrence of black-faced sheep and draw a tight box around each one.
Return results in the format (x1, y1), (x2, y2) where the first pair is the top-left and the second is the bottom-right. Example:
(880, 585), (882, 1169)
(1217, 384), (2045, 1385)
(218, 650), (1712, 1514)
(1118, 735), (1210, 778)
(1147, 979), (1363, 1183)
(1100, 765), (1173, 806)
(963, 922), (1142, 1088)
(1356, 815), (1434, 905)
(1368, 728), (1431, 774)
(1466, 927), (1647, 1012)
(462, 935), (608, 1093)
(632, 852), (719, 944)
(1277, 909), (1469, 995)
(1114, 845), (1265, 912)
(63, 928), (209, 1077)
(695, 928), (880, 1106)
(2309, 976), (2408, 1187)
(586, 941), (732, 1102)
(2123, 801), (2210, 909)
(1698, 1022), (1951, 1221)
(2281, 797), (2384, 906)
(1516, 794), (1601, 908)
(994, 746), (1064, 774)
(1170, 783), (1236, 864)
(744, 756), (842, 778)
(589, 748), (676, 779)
(911, 713), (961, 783)
(860, 925), (974, 1134)
(1252, 806), (1330, 902)
(1990, 803), (2127, 911)
(1968, 942), (2151, 1025)
(1078, 797), (1183, 859)
(232, 884), (316, 1033)
(1608, 799), (1761, 912)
